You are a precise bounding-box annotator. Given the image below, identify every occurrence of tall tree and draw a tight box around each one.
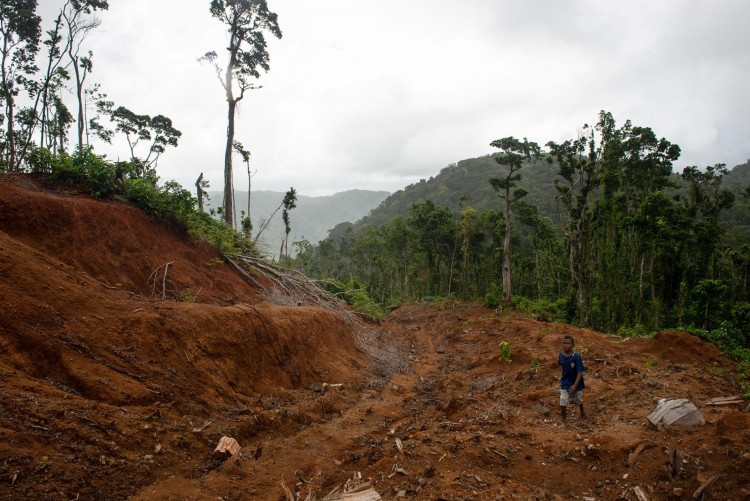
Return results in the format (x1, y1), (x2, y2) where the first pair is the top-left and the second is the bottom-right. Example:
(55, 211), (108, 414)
(459, 204), (478, 299)
(233, 140), (253, 234)
(0, 0), (41, 171)
(202, 0), (281, 226)
(547, 121), (602, 325)
(489, 136), (541, 305)
(280, 187), (297, 259)
(40, 0), (107, 153)
(407, 200), (457, 297)
(681, 164), (735, 278)
(97, 105), (182, 177)
(63, 0), (109, 151)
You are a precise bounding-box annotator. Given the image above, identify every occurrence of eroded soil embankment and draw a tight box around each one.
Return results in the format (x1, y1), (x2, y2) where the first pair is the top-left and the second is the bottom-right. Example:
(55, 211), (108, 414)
(0, 175), (369, 498)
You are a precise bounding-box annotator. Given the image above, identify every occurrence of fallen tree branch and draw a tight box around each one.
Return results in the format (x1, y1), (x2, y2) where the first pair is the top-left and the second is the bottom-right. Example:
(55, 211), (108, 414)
(223, 253), (358, 323)
(148, 261), (175, 299)
(692, 474), (719, 499)
(627, 441), (653, 466)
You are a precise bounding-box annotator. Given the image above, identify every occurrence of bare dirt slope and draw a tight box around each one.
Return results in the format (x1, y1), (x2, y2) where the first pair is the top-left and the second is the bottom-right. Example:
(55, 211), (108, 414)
(0, 174), (748, 500)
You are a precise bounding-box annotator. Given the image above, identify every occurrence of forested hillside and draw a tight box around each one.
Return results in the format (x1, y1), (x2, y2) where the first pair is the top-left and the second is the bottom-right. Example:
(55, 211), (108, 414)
(361, 153), (750, 236)
(360, 155), (560, 227)
(293, 113), (750, 352)
(726, 159), (750, 187)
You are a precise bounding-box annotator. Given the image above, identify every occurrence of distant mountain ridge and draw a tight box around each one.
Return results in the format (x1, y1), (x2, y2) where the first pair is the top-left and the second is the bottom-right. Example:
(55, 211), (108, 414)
(725, 158), (750, 187)
(357, 155), (750, 237)
(203, 157), (749, 256)
(359, 154), (559, 227)
(206, 189), (390, 256)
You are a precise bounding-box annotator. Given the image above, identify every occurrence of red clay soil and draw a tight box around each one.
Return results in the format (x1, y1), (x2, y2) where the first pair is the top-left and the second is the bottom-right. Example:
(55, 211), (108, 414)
(0, 174), (749, 500)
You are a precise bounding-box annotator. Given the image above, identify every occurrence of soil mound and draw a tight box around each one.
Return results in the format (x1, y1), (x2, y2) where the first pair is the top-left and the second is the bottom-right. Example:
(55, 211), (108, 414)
(1, 175), (748, 500)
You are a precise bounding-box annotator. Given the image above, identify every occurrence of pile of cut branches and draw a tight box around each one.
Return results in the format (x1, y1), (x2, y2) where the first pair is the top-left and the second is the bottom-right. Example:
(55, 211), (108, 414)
(223, 253), (358, 323)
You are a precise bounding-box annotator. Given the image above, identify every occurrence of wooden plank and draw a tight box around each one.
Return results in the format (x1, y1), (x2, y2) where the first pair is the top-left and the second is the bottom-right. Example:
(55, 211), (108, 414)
(692, 474), (719, 499)
(708, 395), (743, 402)
(705, 396), (744, 406)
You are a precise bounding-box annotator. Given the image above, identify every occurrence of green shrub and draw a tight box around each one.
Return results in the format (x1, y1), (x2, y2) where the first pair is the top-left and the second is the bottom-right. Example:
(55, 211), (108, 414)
(121, 178), (198, 228)
(187, 210), (250, 254)
(36, 150), (253, 255)
(685, 321), (750, 397)
(46, 147), (119, 199)
(530, 357), (540, 372)
(323, 279), (385, 319)
(484, 282), (502, 308)
(512, 296), (565, 322)
(75, 149), (119, 199)
(27, 147), (65, 174)
(617, 324), (655, 338)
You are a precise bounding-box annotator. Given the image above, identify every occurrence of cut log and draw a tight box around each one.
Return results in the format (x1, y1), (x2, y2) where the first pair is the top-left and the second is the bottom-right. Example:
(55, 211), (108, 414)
(213, 436), (241, 461)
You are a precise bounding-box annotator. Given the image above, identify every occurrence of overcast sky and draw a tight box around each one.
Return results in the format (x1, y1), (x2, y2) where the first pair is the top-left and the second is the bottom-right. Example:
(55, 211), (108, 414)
(40, 0), (750, 196)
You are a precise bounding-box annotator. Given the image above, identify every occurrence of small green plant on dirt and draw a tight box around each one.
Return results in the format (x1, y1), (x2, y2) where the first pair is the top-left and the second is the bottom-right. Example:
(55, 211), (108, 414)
(530, 358), (540, 373)
(498, 341), (512, 365)
(180, 288), (199, 303)
(708, 366), (729, 375)
(204, 257), (224, 267)
(644, 355), (657, 369)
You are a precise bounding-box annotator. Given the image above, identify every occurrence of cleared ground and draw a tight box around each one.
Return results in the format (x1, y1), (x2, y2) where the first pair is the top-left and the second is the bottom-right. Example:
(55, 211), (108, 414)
(1, 175), (748, 500)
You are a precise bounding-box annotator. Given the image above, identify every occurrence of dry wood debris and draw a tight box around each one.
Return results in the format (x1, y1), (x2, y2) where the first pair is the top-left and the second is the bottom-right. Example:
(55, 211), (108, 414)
(704, 396), (745, 406)
(224, 253), (358, 322)
(213, 436), (241, 462)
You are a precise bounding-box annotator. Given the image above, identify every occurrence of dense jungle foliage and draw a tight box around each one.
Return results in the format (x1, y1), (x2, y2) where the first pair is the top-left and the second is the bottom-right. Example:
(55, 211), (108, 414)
(291, 112), (750, 366)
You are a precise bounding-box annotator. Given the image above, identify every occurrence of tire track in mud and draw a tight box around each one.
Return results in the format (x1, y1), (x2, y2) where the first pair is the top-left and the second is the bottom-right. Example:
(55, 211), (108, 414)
(131, 314), (443, 498)
(236, 320), (443, 495)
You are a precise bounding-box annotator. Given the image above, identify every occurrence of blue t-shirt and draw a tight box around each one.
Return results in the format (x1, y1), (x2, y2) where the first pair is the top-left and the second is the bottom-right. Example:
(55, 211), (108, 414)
(559, 351), (585, 390)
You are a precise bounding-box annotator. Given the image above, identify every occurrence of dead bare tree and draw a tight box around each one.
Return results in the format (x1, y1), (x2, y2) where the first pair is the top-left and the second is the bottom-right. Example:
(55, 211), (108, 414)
(148, 261), (174, 299)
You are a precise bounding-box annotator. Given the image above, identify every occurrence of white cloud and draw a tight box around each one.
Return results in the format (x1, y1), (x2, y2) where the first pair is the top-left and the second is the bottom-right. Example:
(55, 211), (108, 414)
(36, 0), (750, 196)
